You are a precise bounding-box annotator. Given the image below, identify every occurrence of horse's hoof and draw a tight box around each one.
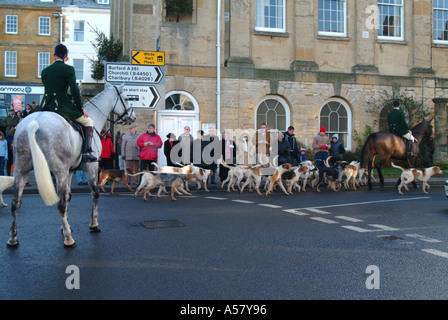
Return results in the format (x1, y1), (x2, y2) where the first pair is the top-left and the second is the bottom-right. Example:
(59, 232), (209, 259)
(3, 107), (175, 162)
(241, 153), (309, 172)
(6, 239), (19, 248)
(64, 242), (76, 248)
(89, 226), (101, 232)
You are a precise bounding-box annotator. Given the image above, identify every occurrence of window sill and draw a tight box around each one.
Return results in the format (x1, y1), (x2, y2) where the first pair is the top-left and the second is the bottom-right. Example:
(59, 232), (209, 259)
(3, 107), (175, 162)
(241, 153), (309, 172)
(317, 35), (351, 42)
(433, 42), (448, 48)
(377, 38), (408, 45)
(253, 30), (289, 38)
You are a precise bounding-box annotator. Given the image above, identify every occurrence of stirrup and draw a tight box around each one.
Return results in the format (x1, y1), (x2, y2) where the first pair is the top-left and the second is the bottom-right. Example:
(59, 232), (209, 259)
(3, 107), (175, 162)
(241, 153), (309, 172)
(82, 153), (98, 162)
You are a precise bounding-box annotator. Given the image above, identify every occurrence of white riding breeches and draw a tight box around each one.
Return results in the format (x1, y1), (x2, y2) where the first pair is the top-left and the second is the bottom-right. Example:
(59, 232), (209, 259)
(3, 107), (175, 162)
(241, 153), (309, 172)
(75, 115), (94, 127)
(402, 132), (416, 142)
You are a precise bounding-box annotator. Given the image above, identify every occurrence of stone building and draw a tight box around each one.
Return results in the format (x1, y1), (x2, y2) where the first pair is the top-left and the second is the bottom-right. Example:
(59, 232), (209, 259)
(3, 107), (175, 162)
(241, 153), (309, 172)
(101, 1), (448, 163)
(0, 0), (110, 109)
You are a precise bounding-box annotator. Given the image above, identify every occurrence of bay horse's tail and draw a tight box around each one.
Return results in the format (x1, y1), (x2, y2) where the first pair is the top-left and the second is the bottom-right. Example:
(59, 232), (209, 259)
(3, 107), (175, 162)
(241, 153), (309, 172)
(359, 133), (376, 168)
(27, 120), (60, 206)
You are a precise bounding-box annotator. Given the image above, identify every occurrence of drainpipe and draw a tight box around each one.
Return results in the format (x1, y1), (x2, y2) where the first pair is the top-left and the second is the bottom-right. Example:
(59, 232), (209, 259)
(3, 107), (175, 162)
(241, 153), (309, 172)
(217, 0), (221, 134)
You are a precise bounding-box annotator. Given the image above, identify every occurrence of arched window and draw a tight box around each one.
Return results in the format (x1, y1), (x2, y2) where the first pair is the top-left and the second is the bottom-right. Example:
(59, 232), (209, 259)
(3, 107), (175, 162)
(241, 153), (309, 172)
(165, 92), (196, 111)
(255, 96), (290, 132)
(319, 98), (352, 150)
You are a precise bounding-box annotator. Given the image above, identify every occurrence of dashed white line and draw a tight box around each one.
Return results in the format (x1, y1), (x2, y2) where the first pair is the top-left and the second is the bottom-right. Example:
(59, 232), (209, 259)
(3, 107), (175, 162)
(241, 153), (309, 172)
(335, 216), (364, 223)
(258, 204), (283, 209)
(205, 197), (228, 200)
(232, 200), (255, 204)
(342, 225), (371, 233)
(305, 208), (331, 215)
(282, 209), (309, 216)
(368, 224), (399, 231)
(310, 217), (339, 224)
(422, 249), (448, 259)
(405, 234), (442, 243)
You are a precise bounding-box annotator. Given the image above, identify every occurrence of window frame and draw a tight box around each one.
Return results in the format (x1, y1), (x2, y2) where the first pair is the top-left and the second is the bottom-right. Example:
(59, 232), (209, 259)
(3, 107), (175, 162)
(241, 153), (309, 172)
(255, 0), (286, 34)
(97, 0), (110, 4)
(318, 0), (347, 37)
(377, 0), (404, 41)
(5, 15), (18, 34)
(38, 52), (50, 78)
(74, 20), (85, 42)
(319, 98), (352, 150)
(5, 51), (17, 77)
(255, 95), (290, 132)
(433, 0), (448, 44)
(73, 59), (85, 81)
(38, 16), (51, 36)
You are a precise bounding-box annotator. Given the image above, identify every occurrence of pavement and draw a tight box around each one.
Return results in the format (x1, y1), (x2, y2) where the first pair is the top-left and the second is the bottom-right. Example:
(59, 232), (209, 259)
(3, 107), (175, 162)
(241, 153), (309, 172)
(4, 170), (447, 195)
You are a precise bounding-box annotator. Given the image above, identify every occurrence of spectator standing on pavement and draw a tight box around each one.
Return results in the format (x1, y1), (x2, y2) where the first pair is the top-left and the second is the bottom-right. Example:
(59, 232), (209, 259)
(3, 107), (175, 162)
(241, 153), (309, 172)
(164, 133), (180, 167)
(252, 123), (270, 165)
(137, 123), (162, 172)
(122, 124), (141, 186)
(178, 126), (194, 165)
(219, 130), (236, 182)
(329, 134), (345, 165)
(284, 126), (300, 166)
(99, 129), (115, 170)
(0, 131), (8, 176)
(202, 126), (220, 184)
(312, 127), (331, 170)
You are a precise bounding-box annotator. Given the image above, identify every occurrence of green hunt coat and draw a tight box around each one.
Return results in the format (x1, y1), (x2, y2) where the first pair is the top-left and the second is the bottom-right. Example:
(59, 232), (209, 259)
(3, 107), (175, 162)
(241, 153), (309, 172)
(38, 60), (84, 120)
(388, 108), (410, 136)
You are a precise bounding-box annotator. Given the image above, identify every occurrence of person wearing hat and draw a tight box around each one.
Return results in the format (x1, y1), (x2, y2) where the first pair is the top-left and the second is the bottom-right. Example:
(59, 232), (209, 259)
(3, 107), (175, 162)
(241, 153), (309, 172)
(312, 126), (331, 169)
(164, 133), (180, 167)
(122, 123), (141, 186)
(137, 123), (162, 172)
(298, 147), (307, 165)
(329, 133), (345, 165)
(388, 100), (416, 157)
(38, 44), (96, 162)
(1, 106), (20, 175)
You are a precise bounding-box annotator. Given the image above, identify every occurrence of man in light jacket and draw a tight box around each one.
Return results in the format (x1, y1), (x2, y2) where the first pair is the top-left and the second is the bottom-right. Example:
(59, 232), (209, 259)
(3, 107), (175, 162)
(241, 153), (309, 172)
(312, 126), (331, 169)
(122, 123), (141, 185)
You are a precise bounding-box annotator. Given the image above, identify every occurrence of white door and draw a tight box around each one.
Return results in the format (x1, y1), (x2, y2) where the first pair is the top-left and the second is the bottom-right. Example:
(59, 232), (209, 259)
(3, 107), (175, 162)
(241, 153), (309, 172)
(157, 113), (199, 166)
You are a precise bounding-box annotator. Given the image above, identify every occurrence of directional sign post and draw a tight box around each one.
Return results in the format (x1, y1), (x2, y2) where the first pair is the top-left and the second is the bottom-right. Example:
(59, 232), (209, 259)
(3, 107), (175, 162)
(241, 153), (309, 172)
(105, 62), (165, 110)
(132, 50), (165, 66)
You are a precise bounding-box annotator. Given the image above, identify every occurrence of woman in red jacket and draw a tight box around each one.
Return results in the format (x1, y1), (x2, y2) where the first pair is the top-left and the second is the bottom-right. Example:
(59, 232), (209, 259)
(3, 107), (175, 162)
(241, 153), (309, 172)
(137, 123), (162, 172)
(100, 129), (115, 170)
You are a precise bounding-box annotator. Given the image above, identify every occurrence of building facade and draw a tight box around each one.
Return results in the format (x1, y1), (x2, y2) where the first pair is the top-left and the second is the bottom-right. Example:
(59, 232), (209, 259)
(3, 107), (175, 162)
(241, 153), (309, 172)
(0, 0), (110, 110)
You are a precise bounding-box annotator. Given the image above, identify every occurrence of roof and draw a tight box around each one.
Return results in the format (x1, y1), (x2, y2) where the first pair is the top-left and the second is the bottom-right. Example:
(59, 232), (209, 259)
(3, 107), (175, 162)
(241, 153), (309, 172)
(0, 0), (110, 9)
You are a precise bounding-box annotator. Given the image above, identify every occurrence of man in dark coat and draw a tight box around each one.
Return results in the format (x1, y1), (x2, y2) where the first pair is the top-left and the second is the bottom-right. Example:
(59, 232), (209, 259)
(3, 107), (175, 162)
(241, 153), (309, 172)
(388, 100), (416, 157)
(38, 44), (96, 162)
(284, 126), (299, 166)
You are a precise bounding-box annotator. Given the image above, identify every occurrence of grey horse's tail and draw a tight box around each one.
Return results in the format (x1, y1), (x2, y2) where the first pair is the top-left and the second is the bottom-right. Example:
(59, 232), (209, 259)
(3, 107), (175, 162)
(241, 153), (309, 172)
(27, 120), (59, 206)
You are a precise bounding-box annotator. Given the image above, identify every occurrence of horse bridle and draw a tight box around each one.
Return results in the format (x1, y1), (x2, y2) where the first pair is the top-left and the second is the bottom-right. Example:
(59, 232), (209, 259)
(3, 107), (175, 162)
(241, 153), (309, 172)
(112, 85), (134, 125)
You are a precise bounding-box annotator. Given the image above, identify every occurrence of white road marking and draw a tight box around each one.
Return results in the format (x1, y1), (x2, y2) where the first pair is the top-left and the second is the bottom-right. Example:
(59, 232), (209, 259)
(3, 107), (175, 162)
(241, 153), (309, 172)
(335, 216), (364, 223)
(232, 200), (255, 204)
(405, 234), (442, 243)
(259, 204), (283, 209)
(282, 209), (309, 216)
(341, 225), (372, 233)
(206, 197), (228, 200)
(305, 208), (331, 215)
(368, 224), (399, 231)
(422, 249), (448, 259)
(310, 217), (339, 224)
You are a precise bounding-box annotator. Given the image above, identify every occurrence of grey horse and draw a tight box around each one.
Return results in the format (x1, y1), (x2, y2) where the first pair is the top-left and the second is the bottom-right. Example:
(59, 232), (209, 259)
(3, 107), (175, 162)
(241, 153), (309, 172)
(7, 82), (136, 248)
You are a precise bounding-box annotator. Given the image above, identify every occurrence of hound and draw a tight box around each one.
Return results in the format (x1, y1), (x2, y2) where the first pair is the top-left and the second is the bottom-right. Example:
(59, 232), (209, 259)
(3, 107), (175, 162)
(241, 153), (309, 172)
(98, 167), (135, 194)
(175, 162), (213, 192)
(391, 162), (442, 195)
(339, 161), (359, 190)
(0, 176), (14, 207)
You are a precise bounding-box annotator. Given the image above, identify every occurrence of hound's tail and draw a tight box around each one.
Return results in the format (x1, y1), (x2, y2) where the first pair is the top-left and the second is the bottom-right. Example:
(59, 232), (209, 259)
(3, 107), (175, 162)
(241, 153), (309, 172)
(390, 162), (405, 172)
(27, 120), (59, 206)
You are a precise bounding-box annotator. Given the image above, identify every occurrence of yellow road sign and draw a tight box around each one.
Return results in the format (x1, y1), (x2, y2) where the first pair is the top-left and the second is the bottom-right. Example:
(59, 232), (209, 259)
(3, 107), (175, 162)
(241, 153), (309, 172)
(132, 50), (165, 66)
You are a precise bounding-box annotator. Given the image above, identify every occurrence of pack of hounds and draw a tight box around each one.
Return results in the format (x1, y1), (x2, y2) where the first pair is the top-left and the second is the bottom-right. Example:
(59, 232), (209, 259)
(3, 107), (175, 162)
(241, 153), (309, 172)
(95, 155), (442, 201)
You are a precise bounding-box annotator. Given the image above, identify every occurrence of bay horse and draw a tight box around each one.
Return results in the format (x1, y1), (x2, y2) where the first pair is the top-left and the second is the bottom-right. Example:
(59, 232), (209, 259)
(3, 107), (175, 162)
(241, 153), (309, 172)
(360, 118), (434, 190)
(7, 82), (136, 248)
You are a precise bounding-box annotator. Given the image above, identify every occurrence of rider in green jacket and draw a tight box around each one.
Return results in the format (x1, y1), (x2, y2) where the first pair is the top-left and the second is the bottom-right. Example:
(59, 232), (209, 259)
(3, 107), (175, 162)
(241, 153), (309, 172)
(388, 100), (416, 157)
(39, 44), (96, 162)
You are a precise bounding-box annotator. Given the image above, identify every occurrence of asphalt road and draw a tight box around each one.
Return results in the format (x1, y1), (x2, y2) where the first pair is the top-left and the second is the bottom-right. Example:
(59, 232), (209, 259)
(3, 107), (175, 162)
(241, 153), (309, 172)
(1, 180), (448, 302)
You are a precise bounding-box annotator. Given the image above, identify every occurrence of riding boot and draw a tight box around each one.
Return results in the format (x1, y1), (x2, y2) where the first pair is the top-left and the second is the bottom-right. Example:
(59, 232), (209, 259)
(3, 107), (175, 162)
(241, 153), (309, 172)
(406, 140), (416, 157)
(83, 126), (97, 162)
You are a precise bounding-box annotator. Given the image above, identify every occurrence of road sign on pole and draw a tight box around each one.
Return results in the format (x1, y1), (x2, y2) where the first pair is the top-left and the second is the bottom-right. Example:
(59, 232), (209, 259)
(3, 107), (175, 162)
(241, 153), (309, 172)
(131, 50), (165, 66)
(105, 62), (165, 110)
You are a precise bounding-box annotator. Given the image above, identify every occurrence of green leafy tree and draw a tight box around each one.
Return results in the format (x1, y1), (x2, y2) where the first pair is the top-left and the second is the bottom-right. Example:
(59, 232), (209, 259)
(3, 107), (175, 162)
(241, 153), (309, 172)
(166, 0), (193, 22)
(89, 26), (124, 81)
